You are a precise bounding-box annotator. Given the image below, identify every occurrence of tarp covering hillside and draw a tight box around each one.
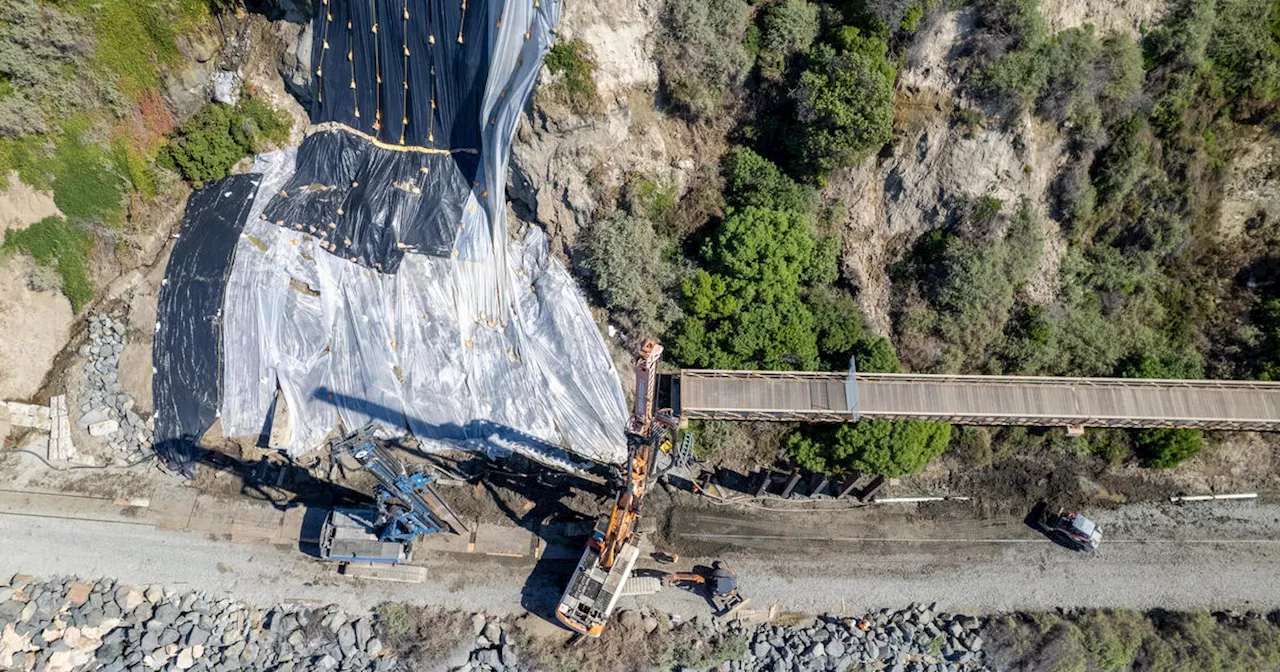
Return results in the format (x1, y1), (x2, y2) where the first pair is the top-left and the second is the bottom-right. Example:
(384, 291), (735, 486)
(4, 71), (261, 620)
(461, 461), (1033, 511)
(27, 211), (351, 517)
(152, 0), (629, 470)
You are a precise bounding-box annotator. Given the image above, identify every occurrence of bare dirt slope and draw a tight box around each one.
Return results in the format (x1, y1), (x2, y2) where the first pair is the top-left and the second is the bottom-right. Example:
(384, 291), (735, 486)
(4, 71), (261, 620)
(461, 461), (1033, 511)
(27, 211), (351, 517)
(0, 175), (73, 401)
(0, 256), (73, 401)
(0, 172), (61, 239)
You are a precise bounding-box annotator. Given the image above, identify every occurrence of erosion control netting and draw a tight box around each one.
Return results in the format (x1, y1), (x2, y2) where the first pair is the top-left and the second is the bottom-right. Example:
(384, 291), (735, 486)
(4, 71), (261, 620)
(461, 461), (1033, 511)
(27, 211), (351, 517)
(152, 175), (261, 465)
(152, 0), (628, 470)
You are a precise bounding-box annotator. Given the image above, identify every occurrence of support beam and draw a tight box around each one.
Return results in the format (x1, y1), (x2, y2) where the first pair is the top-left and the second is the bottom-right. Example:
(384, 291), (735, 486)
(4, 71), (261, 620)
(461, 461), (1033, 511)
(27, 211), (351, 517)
(752, 471), (772, 498)
(807, 474), (829, 497)
(858, 476), (886, 502)
(779, 469), (802, 499)
(835, 473), (862, 500)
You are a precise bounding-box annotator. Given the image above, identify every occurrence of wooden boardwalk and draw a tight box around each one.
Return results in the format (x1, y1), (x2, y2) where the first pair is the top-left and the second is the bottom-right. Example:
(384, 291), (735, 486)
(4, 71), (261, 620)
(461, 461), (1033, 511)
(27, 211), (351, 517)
(677, 371), (1280, 431)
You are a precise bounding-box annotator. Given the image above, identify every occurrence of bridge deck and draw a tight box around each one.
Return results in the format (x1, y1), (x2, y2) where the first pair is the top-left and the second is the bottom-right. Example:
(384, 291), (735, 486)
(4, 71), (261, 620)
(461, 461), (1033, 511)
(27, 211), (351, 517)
(677, 371), (1280, 431)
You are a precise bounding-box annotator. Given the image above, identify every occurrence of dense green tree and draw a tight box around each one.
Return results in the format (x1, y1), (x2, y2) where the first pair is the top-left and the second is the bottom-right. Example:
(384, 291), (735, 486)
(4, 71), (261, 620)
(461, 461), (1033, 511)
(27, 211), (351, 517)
(671, 205), (862, 371)
(698, 207), (819, 304)
(1207, 0), (1280, 119)
(721, 147), (814, 214)
(808, 287), (901, 371)
(787, 419), (952, 476)
(791, 33), (895, 178)
(675, 207), (825, 369)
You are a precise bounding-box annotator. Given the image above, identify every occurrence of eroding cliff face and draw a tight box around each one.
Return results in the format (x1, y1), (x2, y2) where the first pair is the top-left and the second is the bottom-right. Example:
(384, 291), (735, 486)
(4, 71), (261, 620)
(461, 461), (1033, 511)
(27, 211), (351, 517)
(829, 10), (1069, 335)
(1220, 130), (1280, 240)
(1040, 0), (1168, 37)
(509, 0), (691, 258)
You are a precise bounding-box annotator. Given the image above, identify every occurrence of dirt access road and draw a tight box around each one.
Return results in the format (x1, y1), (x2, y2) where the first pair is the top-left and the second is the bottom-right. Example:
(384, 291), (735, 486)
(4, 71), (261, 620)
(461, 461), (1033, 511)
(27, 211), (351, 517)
(2, 473), (1280, 620)
(656, 495), (1280, 615)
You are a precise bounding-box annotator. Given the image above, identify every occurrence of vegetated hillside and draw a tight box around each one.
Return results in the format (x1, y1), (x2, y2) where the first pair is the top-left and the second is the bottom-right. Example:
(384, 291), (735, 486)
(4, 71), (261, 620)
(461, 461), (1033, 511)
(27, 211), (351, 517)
(527, 0), (1280, 481)
(0, 0), (298, 408)
(0, 0), (293, 315)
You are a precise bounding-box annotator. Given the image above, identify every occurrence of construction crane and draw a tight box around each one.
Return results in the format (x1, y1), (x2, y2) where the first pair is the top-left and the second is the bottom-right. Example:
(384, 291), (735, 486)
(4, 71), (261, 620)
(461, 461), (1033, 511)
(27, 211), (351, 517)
(321, 425), (466, 564)
(555, 338), (674, 636)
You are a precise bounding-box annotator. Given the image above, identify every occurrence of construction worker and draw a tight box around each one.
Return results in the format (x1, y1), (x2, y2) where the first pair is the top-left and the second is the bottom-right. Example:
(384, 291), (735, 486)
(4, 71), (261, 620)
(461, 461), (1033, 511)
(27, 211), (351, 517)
(841, 616), (871, 631)
(709, 560), (737, 601)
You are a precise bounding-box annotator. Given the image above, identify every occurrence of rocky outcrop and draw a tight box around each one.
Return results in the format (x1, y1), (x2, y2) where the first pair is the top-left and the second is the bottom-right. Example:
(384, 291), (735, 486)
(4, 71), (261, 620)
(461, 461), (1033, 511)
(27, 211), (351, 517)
(511, 103), (673, 256)
(273, 19), (314, 109)
(160, 30), (225, 120)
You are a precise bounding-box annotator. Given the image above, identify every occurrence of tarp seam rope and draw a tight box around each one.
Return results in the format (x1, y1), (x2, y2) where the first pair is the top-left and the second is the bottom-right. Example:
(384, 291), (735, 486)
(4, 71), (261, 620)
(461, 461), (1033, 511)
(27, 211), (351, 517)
(305, 121), (478, 154)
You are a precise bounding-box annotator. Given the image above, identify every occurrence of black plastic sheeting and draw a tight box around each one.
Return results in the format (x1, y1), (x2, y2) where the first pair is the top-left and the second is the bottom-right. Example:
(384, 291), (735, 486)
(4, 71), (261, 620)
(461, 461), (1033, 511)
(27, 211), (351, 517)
(310, 0), (492, 150)
(151, 175), (260, 471)
(257, 129), (477, 271)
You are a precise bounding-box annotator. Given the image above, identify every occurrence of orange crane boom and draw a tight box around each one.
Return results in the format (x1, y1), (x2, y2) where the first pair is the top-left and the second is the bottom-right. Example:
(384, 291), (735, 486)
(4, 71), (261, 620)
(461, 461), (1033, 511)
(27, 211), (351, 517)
(555, 339), (669, 636)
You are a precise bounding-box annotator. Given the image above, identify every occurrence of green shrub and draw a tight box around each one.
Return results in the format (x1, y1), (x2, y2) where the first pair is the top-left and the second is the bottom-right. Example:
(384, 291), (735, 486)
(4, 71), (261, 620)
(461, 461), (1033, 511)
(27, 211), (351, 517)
(844, 0), (936, 37)
(901, 2), (925, 33)
(1077, 610), (1145, 671)
(758, 0), (820, 78)
(791, 33), (895, 178)
(988, 608), (1280, 672)
(1135, 427), (1203, 468)
(544, 39), (603, 116)
(743, 24), (761, 59)
(0, 0), (126, 137)
(656, 0), (753, 118)
(951, 107), (985, 138)
(1255, 297), (1280, 380)
(109, 138), (157, 199)
(690, 420), (751, 462)
(3, 215), (95, 311)
(979, 26), (1104, 127)
(374, 603), (412, 637)
(580, 212), (681, 337)
(894, 197), (1043, 370)
(239, 96), (291, 145)
(787, 419), (952, 476)
(629, 176), (678, 226)
(1207, 0), (1280, 119)
(1100, 34), (1145, 108)
(973, 0), (1046, 50)
(50, 127), (127, 225)
(159, 97), (292, 185)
